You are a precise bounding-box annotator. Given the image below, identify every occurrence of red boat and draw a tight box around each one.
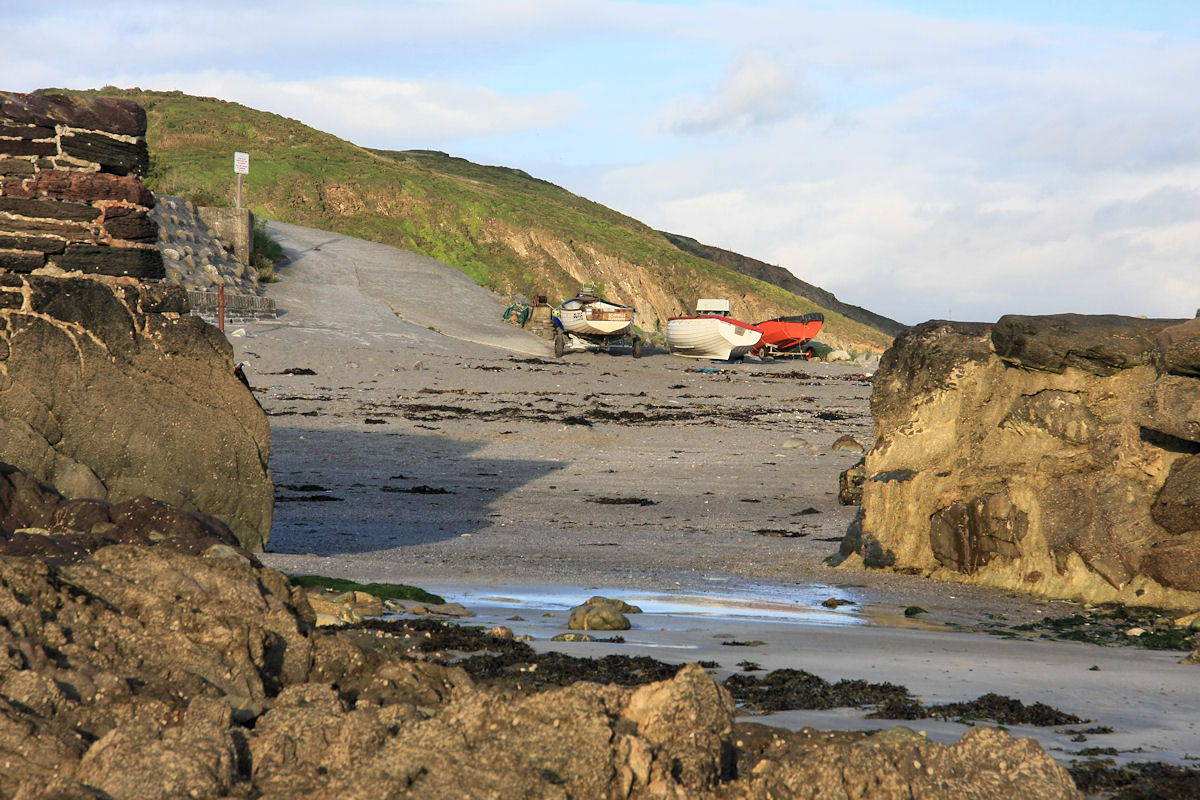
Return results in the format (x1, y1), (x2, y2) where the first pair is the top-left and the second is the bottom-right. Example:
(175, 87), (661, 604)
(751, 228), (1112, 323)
(753, 313), (824, 355)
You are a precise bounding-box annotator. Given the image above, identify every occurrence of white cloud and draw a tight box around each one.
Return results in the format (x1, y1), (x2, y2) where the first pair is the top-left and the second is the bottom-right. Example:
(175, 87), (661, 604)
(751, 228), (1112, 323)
(232, 77), (581, 145)
(655, 53), (810, 135)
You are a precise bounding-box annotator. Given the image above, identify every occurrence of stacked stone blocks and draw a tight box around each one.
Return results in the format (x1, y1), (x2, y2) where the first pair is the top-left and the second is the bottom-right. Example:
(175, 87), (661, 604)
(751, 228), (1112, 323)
(0, 91), (163, 279)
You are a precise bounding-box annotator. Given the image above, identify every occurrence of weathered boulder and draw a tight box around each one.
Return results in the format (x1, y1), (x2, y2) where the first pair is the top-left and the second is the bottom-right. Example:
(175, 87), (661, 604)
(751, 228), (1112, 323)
(1141, 537), (1200, 593)
(1158, 316), (1200, 376)
(0, 274), (272, 549)
(584, 594), (644, 614)
(836, 315), (1200, 608)
(838, 459), (866, 505)
(73, 698), (239, 800)
(569, 601), (632, 630)
(735, 725), (1080, 799)
(0, 461), (247, 563)
(992, 313), (1172, 376)
(1151, 454), (1200, 535)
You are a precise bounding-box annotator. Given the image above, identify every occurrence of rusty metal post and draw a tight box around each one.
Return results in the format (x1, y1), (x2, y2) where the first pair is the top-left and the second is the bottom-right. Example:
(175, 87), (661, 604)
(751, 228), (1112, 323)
(218, 283), (225, 331)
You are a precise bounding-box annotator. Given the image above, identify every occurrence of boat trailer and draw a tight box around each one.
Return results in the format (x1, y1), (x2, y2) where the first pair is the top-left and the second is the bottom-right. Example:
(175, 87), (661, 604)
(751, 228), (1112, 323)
(551, 317), (644, 358)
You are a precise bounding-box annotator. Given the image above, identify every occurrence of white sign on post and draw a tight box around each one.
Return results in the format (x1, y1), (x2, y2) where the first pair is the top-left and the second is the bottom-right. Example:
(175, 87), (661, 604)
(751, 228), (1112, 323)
(234, 152), (250, 174)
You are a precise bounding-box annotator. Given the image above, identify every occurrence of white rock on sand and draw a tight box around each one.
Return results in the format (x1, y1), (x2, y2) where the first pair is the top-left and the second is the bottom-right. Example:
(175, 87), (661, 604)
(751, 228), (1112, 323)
(238, 220), (1200, 769)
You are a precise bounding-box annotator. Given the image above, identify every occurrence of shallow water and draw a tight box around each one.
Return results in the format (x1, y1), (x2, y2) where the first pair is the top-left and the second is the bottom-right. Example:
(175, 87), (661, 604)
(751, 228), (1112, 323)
(427, 580), (866, 626)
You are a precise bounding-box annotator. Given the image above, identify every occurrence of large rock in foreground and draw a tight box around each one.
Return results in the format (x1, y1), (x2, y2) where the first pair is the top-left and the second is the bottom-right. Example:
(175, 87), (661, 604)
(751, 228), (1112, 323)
(0, 539), (1080, 799)
(838, 313), (1200, 608)
(0, 274), (272, 549)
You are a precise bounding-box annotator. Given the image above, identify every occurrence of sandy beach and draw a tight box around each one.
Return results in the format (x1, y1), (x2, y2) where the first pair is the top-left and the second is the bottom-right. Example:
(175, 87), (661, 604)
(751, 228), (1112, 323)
(235, 220), (1200, 771)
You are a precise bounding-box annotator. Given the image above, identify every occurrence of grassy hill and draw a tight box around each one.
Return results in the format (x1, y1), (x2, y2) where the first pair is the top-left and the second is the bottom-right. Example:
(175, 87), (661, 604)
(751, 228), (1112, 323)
(52, 88), (895, 352)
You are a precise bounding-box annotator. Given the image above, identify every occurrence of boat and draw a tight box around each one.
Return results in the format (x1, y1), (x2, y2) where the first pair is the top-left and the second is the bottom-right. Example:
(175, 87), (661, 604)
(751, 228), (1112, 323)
(553, 288), (642, 357)
(557, 290), (635, 337)
(666, 299), (764, 360)
(753, 313), (824, 355)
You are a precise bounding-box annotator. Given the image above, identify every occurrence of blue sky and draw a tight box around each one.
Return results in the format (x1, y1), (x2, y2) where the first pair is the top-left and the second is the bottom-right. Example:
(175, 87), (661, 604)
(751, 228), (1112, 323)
(6, 0), (1200, 324)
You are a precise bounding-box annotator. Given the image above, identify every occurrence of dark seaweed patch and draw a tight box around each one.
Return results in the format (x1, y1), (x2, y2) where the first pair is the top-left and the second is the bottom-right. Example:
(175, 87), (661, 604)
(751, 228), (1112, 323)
(1069, 761), (1200, 800)
(1010, 605), (1198, 651)
(727, 668), (912, 714)
(352, 618), (1089, 729)
(586, 497), (658, 506)
(275, 494), (344, 502)
(922, 692), (1085, 726)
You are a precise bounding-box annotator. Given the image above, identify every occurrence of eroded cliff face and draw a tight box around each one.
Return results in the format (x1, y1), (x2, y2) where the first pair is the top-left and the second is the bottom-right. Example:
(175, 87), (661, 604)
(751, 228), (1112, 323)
(839, 314), (1200, 608)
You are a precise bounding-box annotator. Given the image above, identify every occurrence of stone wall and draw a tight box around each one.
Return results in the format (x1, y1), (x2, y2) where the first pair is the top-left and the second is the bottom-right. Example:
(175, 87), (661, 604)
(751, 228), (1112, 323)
(0, 91), (163, 279)
(186, 289), (278, 325)
(197, 205), (253, 265)
(837, 314), (1200, 609)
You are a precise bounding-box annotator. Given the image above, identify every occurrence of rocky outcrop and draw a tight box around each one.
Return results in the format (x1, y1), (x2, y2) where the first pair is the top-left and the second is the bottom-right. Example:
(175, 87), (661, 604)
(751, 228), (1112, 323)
(837, 313), (1200, 608)
(0, 273), (272, 549)
(1, 91), (162, 278)
(0, 460), (247, 565)
(0, 530), (1080, 798)
(1, 90), (272, 550)
(733, 724), (1078, 799)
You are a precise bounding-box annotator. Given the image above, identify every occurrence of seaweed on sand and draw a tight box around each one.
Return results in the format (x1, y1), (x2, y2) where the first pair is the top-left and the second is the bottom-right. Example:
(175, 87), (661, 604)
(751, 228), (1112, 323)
(1068, 760), (1200, 800)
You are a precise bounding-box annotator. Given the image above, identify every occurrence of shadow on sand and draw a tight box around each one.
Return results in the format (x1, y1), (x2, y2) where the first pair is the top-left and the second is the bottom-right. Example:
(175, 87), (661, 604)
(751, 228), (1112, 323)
(264, 427), (562, 556)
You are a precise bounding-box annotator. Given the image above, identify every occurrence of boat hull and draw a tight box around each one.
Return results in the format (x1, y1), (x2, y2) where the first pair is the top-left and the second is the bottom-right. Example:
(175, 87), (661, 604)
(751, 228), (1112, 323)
(557, 295), (635, 337)
(558, 308), (633, 337)
(666, 316), (763, 360)
(755, 313), (823, 351)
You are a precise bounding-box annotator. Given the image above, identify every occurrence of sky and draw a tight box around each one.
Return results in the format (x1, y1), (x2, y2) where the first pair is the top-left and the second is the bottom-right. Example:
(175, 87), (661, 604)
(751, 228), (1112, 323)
(5, 0), (1200, 325)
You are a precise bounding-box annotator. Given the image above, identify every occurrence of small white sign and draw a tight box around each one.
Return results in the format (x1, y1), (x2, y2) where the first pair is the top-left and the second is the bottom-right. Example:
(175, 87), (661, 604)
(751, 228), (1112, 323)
(234, 152), (250, 174)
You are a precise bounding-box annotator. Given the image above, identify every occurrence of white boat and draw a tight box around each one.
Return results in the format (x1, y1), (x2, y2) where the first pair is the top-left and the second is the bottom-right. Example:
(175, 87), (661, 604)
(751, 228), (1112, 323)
(557, 291), (635, 337)
(667, 299), (764, 360)
(552, 289), (643, 358)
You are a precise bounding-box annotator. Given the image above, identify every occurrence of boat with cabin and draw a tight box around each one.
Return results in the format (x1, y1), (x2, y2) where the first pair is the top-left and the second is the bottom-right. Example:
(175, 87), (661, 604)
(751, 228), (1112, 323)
(666, 299), (764, 360)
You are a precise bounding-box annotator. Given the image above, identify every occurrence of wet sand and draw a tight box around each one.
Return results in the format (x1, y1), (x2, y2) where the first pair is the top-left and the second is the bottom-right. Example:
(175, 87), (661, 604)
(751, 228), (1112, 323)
(237, 220), (1200, 770)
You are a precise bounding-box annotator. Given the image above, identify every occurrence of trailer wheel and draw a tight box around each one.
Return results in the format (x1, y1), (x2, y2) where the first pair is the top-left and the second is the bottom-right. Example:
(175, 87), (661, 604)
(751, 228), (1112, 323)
(803, 347), (815, 361)
(554, 333), (565, 358)
(632, 337), (644, 358)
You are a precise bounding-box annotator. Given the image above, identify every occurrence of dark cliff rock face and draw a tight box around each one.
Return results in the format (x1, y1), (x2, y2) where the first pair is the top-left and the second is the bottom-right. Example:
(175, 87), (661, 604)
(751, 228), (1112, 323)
(1158, 316), (1200, 377)
(0, 274), (272, 550)
(839, 314), (1200, 608)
